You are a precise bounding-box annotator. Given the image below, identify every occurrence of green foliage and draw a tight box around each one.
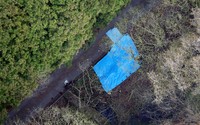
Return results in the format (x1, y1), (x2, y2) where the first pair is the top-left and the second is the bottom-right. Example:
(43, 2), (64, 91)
(0, 0), (130, 122)
(188, 0), (200, 7)
(187, 93), (200, 113)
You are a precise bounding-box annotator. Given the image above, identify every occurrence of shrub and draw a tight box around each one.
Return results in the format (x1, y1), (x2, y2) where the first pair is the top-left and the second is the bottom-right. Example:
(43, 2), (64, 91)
(13, 107), (98, 125)
(0, 0), (130, 122)
(115, 0), (200, 123)
(148, 33), (200, 103)
(191, 8), (200, 34)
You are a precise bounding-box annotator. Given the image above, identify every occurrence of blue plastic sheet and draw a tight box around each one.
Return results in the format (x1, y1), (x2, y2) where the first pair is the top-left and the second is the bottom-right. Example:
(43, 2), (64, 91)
(93, 28), (140, 92)
(106, 27), (123, 43)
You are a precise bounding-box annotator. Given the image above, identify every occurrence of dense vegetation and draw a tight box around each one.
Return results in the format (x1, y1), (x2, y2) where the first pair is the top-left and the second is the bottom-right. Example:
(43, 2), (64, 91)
(117, 0), (200, 124)
(14, 107), (98, 125)
(0, 0), (130, 122)
(48, 0), (199, 124)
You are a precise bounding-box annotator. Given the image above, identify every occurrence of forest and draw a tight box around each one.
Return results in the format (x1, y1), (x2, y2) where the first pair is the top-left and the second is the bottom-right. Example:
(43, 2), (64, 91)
(0, 0), (130, 122)
(21, 0), (200, 124)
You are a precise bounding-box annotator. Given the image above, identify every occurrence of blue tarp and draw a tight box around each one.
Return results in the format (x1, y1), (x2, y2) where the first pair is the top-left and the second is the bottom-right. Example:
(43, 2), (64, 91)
(93, 28), (140, 92)
(106, 27), (123, 43)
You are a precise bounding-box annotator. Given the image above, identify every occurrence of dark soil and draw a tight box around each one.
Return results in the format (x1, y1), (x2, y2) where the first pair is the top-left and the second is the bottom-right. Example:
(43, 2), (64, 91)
(60, 68), (154, 124)
(6, 0), (146, 123)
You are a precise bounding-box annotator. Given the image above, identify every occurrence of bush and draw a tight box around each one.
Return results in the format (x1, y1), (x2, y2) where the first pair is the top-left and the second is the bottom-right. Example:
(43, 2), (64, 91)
(115, 0), (200, 124)
(0, 0), (130, 122)
(148, 33), (200, 103)
(13, 107), (98, 125)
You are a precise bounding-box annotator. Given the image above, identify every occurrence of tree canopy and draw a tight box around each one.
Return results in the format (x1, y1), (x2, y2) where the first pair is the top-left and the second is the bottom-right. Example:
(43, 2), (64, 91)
(0, 0), (129, 122)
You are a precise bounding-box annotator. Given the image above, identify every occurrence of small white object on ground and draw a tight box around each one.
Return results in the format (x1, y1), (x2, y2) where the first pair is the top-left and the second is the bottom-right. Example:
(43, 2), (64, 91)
(64, 80), (69, 85)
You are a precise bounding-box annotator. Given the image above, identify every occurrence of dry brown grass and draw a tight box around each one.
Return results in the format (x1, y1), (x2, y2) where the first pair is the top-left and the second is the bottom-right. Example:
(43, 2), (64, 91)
(191, 8), (200, 34)
(148, 33), (200, 104)
(115, 0), (200, 124)
(13, 107), (97, 125)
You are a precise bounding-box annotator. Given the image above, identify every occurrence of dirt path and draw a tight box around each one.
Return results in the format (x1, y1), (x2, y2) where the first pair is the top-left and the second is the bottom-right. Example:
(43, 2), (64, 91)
(6, 0), (155, 123)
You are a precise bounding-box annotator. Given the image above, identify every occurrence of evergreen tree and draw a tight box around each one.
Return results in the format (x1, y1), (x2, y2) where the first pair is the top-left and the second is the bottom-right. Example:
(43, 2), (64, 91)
(0, 0), (129, 122)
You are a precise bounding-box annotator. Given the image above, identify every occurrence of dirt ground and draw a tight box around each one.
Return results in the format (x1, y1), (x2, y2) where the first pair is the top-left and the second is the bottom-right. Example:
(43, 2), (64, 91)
(53, 1), (200, 125)
(6, 0), (149, 123)
(54, 66), (154, 124)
